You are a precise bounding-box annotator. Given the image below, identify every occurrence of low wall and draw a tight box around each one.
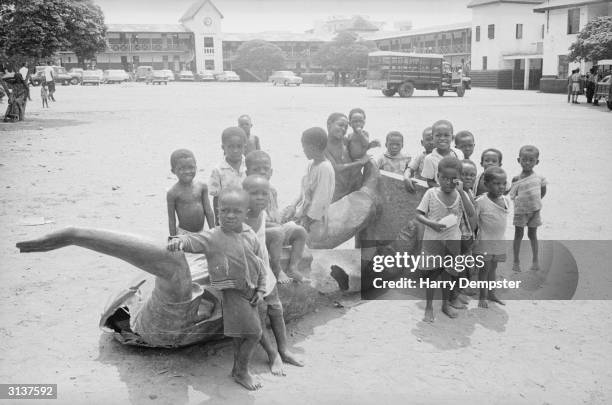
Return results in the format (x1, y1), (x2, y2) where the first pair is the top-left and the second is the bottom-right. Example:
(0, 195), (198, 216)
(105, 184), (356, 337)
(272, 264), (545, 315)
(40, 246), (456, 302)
(540, 77), (569, 93)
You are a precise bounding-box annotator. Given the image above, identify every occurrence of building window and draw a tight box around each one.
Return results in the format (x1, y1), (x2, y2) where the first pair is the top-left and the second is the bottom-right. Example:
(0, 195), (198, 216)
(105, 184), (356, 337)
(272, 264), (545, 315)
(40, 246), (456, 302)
(567, 8), (580, 34)
(204, 37), (214, 47)
(482, 56), (487, 71)
(558, 55), (569, 78)
(488, 24), (495, 39)
(475, 26), (480, 42)
(516, 24), (523, 39)
(205, 60), (214, 70)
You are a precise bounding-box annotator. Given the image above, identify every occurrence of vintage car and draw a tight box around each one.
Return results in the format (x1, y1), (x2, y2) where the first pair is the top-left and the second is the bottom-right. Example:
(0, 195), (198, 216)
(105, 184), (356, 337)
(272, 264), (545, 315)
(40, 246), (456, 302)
(215, 71), (240, 82)
(81, 69), (104, 85)
(593, 59), (612, 110)
(31, 66), (73, 86)
(135, 66), (153, 82)
(177, 70), (195, 81)
(146, 70), (169, 85)
(68, 68), (84, 85)
(103, 69), (130, 84)
(197, 71), (216, 81)
(160, 69), (175, 81)
(269, 71), (303, 86)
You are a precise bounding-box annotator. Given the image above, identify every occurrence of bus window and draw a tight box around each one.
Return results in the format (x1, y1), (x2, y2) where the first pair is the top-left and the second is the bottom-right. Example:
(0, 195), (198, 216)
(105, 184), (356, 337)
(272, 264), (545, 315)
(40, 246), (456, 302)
(407, 57), (419, 72)
(419, 58), (431, 77)
(431, 60), (441, 75)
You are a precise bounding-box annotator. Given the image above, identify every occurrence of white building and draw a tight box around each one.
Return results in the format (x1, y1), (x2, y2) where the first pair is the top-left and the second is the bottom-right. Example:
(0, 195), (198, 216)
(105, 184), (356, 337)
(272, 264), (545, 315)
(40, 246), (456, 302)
(468, 0), (546, 89)
(534, 0), (612, 78)
(179, 0), (225, 73)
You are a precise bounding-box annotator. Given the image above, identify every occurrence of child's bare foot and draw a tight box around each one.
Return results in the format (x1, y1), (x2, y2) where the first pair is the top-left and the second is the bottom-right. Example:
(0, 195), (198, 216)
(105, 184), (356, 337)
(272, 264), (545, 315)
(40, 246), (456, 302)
(286, 267), (309, 283)
(530, 262), (540, 271)
(457, 293), (470, 304)
(488, 293), (506, 306)
(449, 297), (467, 309)
(478, 299), (489, 308)
(233, 371), (262, 391)
(269, 352), (285, 376)
(279, 350), (304, 367)
(442, 303), (459, 318)
(277, 270), (293, 284)
(512, 262), (521, 272)
(423, 307), (435, 322)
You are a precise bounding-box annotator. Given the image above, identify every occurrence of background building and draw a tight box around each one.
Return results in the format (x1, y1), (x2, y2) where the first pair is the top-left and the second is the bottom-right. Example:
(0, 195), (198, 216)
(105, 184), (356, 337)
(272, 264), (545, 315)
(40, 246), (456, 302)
(468, 0), (545, 89)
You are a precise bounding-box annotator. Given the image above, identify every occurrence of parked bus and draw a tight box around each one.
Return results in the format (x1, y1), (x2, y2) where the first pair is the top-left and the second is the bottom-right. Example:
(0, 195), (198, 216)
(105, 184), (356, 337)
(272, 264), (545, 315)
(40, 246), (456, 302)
(366, 51), (467, 97)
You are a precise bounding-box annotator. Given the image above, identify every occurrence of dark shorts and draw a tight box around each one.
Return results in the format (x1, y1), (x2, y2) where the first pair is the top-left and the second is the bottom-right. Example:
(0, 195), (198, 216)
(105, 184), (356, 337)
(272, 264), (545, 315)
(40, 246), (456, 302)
(222, 289), (262, 339)
(46, 81), (55, 92)
(259, 285), (283, 318)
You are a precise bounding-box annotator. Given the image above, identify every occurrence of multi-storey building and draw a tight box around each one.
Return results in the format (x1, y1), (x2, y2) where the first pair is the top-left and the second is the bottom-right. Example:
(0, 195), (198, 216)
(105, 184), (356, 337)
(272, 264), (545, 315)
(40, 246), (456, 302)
(468, 0), (546, 89)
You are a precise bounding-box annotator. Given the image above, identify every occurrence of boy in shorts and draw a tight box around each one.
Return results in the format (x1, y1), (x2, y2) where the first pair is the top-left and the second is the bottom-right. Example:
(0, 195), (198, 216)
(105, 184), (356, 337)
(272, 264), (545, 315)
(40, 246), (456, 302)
(508, 145), (547, 272)
(243, 175), (304, 375)
(245, 150), (308, 282)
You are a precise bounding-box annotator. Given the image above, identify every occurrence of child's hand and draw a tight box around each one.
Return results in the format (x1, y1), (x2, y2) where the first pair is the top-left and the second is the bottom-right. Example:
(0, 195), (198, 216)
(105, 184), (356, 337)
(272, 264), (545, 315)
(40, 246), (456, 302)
(453, 179), (464, 190)
(429, 222), (447, 233)
(403, 178), (416, 193)
(167, 237), (184, 252)
(250, 290), (264, 306)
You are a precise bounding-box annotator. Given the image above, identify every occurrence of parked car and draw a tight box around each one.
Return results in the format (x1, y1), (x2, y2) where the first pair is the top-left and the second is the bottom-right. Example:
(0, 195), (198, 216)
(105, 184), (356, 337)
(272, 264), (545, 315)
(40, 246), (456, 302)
(177, 70), (195, 81)
(135, 66), (153, 82)
(160, 69), (175, 81)
(81, 69), (104, 86)
(103, 69), (130, 84)
(147, 70), (169, 85)
(268, 71), (302, 86)
(68, 68), (84, 85)
(215, 71), (240, 82)
(593, 59), (612, 110)
(197, 71), (216, 82)
(31, 66), (72, 86)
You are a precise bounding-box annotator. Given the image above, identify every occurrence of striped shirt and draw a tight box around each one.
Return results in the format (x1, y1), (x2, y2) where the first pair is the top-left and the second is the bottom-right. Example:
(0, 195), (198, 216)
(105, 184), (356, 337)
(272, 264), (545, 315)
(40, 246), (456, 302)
(508, 173), (547, 214)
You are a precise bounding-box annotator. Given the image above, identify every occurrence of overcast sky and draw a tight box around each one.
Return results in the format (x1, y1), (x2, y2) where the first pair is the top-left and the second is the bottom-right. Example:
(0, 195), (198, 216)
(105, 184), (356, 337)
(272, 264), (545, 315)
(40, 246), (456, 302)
(95, 0), (472, 32)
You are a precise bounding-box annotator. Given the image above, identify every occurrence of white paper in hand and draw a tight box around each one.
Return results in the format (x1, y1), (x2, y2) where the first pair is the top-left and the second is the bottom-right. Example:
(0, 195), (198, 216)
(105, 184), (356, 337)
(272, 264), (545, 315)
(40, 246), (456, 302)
(438, 214), (458, 228)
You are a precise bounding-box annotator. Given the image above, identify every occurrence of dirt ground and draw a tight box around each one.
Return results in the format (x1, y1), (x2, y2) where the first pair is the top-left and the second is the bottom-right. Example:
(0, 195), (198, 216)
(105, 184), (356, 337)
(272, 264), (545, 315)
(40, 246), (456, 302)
(1, 83), (611, 404)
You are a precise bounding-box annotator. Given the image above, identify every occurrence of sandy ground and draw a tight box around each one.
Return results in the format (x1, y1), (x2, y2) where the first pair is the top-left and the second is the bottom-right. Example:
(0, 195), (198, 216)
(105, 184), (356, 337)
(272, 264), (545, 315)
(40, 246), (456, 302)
(1, 83), (611, 404)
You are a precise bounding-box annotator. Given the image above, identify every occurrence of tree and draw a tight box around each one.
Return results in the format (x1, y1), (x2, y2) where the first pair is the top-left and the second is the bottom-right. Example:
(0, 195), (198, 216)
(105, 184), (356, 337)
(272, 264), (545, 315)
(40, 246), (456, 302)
(233, 40), (285, 79)
(0, 0), (106, 65)
(568, 16), (612, 62)
(312, 32), (376, 85)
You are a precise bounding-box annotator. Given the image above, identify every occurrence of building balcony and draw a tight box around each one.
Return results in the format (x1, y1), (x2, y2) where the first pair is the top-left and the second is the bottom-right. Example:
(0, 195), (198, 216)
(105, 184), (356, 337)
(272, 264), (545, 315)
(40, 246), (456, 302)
(395, 44), (470, 55)
(106, 43), (192, 53)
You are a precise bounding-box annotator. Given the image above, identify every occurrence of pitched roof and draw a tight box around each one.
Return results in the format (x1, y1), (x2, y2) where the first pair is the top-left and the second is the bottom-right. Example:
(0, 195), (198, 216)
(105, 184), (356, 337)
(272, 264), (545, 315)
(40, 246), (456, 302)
(342, 16), (380, 32)
(180, 0), (224, 22)
(364, 21), (471, 41)
(533, 0), (611, 12)
(106, 24), (189, 33)
(467, 0), (544, 7)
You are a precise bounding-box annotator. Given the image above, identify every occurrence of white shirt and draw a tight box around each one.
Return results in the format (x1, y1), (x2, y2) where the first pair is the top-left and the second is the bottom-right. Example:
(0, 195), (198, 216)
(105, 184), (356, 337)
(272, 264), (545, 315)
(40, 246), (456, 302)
(44, 66), (54, 82)
(19, 67), (28, 79)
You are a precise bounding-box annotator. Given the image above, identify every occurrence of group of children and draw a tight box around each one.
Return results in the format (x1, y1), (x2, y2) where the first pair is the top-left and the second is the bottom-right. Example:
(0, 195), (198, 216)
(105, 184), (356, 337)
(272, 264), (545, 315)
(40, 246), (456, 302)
(163, 111), (547, 388)
(374, 120), (546, 321)
(165, 114), (341, 390)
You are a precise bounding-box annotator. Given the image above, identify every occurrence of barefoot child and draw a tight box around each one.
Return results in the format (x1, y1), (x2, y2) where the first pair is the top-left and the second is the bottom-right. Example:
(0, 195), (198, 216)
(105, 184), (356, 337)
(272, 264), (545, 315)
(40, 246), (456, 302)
(454, 130), (475, 161)
(416, 156), (475, 322)
(473, 167), (510, 307)
(245, 150), (308, 282)
(169, 187), (266, 390)
(243, 175), (304, 375)
(376, 131), (411, 174)
(41, 83), (49, 108)
(404, 126), (434, 192)
(282, 127), (335, 244)
(421, 120), (464, 188)
(238, 114), (261, 155)
(209, 127), (248, 224)
(167, 149), (214, 236)
(508, 145), (547, 272)
(474, 148), (503, 197)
